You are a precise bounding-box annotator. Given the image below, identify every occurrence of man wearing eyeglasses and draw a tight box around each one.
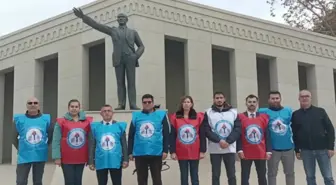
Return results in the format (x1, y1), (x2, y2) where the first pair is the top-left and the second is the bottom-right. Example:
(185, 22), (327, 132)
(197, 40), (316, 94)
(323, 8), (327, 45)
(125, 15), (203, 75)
(12, 97), (53, 185)
(128, 94), (169, 185)
(292, 90), (335, 185)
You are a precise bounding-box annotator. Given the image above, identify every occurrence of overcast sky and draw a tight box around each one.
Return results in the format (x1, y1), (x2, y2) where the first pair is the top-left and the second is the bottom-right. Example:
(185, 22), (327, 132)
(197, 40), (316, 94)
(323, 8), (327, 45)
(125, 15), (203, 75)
(0, 0), (286, 36)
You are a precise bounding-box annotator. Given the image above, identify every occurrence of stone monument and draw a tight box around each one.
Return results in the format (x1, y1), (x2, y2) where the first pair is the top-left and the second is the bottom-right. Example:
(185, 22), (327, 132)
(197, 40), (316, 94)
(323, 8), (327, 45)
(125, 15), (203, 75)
(73, 7), (145, 110)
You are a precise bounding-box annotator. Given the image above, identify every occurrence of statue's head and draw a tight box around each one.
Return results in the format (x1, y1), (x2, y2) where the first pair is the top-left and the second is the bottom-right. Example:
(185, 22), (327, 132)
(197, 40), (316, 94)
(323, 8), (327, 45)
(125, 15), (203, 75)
(117, 13), (128, 26)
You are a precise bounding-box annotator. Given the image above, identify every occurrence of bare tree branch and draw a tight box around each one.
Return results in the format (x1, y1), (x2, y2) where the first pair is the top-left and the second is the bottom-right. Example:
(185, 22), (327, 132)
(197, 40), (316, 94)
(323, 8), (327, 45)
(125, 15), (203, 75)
(267, 0), (336, 37)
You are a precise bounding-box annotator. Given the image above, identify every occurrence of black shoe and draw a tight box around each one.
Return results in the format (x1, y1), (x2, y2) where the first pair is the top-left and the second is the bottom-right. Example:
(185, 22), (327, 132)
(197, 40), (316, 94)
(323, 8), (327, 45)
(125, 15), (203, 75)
(114, 105), (125, 110)
(130, 106), (140, 110)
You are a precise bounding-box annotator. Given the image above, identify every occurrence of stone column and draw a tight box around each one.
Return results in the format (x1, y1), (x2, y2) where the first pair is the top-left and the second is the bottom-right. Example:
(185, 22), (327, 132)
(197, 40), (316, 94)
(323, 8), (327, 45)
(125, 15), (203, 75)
(58, 44), (89, 115)
(12, 59), (44, 164)
(13, 61), (44, 113)
(307, 66), (336, 122)
(105, 37), (118, 108)
(0, 74), (4, 163)
(269, 58), (300, 109)
(230, 49), (258, 111)
(185, 40), (213, 111)
(133, 30), (166, 108)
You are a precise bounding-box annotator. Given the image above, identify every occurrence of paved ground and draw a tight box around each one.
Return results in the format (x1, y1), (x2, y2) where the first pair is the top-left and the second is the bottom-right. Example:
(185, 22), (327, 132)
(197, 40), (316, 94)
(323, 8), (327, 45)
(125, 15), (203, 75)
(1, 155), (335, 185)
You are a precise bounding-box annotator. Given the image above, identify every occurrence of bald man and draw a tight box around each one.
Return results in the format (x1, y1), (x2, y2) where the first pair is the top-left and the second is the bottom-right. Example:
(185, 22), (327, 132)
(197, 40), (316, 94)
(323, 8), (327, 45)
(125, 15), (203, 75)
(291, 90), (335, 185)
(12, 97), (54, 185)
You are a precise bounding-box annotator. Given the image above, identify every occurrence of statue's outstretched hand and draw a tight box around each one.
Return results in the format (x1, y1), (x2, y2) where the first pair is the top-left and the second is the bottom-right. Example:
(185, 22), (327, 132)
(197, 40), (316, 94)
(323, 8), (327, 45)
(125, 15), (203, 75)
(73, 7), (84, 18)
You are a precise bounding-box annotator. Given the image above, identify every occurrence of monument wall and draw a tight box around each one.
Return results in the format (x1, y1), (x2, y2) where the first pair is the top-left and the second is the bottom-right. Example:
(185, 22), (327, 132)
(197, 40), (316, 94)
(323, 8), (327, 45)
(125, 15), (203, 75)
(0, 0), (336, 164)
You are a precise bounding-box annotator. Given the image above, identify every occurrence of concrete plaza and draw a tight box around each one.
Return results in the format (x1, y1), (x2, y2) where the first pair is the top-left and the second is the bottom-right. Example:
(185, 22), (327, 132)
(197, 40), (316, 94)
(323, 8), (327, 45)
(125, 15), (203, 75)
(1, 155), (335, 185)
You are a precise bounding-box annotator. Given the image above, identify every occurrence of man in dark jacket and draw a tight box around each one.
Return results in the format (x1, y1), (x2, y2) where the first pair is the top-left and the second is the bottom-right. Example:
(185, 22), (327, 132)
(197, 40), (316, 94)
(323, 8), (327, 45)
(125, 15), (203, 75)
(291, 89), (335, 185)
(203, 91), (242, 185)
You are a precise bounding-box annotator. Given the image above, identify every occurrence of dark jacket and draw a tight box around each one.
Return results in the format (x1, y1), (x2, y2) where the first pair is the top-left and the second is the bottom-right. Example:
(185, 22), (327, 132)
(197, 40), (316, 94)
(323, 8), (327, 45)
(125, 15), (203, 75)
(202, 104), (242, 144)
(169, 109), (207, 153)
(236, 112), (272, 153)
(291, 105), (335, 153)
(127, 109), (170, 155)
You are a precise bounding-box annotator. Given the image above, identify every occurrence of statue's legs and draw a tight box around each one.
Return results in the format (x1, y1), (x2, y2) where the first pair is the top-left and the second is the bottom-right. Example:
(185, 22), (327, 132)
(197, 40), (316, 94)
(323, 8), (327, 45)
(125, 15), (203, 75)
(125, 56), (139, 110)
(114, 55), (139, 110)
(115, 64), (126, 109)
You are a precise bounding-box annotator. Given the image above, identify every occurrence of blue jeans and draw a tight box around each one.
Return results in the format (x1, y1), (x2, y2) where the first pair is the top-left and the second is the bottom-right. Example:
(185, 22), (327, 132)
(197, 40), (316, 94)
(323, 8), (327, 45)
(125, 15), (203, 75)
(301, 150), (334, 185)
(61, 163), (85, 185)
(178, 160), (200, 185)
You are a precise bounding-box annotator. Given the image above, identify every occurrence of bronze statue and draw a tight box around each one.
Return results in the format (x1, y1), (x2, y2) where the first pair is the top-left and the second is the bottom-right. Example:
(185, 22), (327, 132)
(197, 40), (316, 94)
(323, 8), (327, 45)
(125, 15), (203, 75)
(73, 7), (145, 110)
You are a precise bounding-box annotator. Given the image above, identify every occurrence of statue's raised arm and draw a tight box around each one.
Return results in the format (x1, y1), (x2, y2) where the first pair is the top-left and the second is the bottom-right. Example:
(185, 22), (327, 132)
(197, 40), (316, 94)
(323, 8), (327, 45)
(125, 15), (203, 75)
(73, 7), (112, 35)
(73, 7), (145, 111)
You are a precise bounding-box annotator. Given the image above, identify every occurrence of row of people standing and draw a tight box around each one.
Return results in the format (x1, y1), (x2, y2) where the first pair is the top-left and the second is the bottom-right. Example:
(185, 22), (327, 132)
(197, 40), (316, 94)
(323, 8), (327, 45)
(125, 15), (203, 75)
(12, 90), (335, 185)
(13, 94), (166, 185)
(170, 90), (335, 185)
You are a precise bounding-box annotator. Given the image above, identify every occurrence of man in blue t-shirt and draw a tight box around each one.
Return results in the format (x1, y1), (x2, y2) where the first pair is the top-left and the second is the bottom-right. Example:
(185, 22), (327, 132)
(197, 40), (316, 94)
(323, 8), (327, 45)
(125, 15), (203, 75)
(259, 91), (295, 185)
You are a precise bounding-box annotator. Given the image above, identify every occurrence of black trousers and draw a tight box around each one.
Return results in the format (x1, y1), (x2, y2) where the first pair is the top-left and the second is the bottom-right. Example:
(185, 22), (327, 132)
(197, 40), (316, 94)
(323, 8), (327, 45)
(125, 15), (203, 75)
(61, 163), (85, 185)
(16, 162), (45, 185)
(134, 156), (162, 185)
(96, 168), (122, 185)
(240, 159), (267, 185)
(210, 153), (236, 185)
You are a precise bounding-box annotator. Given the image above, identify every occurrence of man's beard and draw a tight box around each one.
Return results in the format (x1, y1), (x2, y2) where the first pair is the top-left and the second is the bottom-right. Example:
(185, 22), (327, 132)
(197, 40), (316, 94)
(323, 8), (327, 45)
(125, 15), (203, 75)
(270, 103), (280, 108)
(248, 105), (256, 111)
(216, 102), (224, 107)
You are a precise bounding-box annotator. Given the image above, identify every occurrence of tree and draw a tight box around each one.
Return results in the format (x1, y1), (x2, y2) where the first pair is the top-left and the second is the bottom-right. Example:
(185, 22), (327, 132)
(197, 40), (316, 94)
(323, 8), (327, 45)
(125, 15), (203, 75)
(267, 0), (336, 37)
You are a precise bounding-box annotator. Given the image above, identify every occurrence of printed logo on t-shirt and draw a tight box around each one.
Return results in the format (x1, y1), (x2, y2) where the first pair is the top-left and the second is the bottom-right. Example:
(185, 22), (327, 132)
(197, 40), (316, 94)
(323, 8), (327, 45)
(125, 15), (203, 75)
(270, 118), (288, 135)
(100, 134), (116, 151)
(26, 128), (43, 145)
(139, 122), (155, 138)
(178, 124), (197, 144)
(215, 120), (233, 139)
(67, 128), (86, 149)
(245, 124), (263, 144)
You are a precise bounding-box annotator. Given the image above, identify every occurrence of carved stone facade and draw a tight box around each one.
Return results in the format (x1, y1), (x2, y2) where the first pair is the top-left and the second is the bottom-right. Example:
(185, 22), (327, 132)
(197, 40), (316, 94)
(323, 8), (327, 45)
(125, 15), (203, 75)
(1, 0), (335, 61)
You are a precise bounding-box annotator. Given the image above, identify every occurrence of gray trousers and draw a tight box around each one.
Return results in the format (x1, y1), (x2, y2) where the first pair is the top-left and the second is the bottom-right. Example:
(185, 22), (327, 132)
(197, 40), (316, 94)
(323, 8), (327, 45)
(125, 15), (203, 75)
(267, 149), (295, 185)
(115, 54), (137, 108)
(16, 162), (45, 185)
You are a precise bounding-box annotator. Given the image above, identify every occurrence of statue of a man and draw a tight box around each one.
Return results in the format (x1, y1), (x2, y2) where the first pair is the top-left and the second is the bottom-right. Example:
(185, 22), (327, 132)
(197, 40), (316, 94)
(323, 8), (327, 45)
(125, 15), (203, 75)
(73, 7), (145, 110)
